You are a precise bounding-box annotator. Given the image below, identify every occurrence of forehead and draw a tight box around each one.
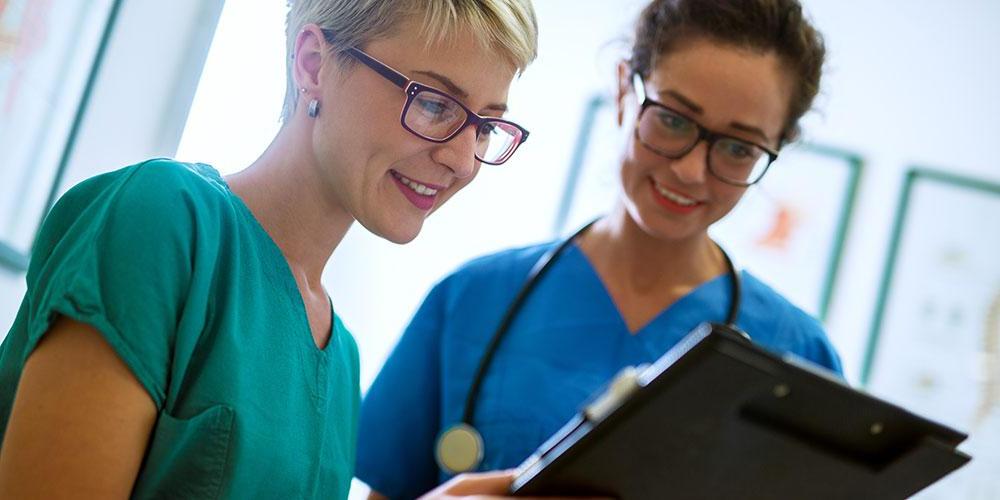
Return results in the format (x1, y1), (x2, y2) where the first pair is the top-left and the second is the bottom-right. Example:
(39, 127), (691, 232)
(362, 17), (519, 107)
(646, 39), (793, 138)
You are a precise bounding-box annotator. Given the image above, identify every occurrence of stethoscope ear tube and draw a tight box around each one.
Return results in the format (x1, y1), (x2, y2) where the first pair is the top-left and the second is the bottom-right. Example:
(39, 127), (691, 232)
(435, 220), (746, 474)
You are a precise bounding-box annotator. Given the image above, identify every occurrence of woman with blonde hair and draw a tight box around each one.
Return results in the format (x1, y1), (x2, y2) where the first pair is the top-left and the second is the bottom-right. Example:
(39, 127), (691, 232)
(0, 1), (553, 498)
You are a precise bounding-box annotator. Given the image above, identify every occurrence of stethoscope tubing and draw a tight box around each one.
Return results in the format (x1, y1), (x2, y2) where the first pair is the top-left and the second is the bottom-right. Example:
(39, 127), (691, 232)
(460, 220), (742, 427)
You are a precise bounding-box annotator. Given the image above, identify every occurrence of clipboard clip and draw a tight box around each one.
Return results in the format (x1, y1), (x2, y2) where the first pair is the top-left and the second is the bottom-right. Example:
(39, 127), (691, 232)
(583, 365), (647, 423)
(515, 365), (648, 480)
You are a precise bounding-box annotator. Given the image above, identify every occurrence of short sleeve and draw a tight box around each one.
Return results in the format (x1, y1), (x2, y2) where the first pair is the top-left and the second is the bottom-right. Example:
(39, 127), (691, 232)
(739, 273), (845, 378)
(803, 322), (844, 376)
(356, 280), (447, 499)
(22, 161), (203, 408)
(778, 308), (845, 377)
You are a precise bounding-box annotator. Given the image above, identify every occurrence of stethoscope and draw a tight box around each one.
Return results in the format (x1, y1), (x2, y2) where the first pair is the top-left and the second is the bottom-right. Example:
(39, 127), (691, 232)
(434, 220), (748, 474)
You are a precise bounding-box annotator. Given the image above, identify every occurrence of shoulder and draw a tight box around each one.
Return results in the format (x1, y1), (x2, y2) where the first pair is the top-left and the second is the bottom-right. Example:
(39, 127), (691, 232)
(30, 159), (233, 276)
(455, 241), (558, 275)
(739, 272), (843, 374)
(414, 241), (560, 321)
(740, 273), (813, 323)
(44, 159), (230, 236)
(740, 272), (822, 338)
(439, 241), (559, 292)
(72, 158), (228, 212)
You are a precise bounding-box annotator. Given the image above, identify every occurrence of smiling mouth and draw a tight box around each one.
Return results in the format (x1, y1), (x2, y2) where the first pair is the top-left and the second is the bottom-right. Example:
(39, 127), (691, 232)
(391, 170), (441, 196)
(651, 178), (700, 207)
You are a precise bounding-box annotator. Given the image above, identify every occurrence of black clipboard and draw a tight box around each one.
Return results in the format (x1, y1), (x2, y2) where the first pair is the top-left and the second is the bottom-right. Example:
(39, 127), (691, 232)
(510, 323), (971, 499)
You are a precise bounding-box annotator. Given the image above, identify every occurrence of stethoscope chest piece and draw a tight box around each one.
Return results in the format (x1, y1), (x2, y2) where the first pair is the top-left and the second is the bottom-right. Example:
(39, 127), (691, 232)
(435, 423), (484, 474)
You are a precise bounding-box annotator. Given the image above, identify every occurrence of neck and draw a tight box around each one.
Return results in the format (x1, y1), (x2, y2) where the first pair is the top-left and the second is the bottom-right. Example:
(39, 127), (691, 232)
(580, 203), (727, 294)
(225, 119), (353, 288)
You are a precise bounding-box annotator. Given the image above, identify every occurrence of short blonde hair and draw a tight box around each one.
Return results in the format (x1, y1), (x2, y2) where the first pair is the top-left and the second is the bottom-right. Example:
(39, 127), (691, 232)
(282, 0), (538, 122)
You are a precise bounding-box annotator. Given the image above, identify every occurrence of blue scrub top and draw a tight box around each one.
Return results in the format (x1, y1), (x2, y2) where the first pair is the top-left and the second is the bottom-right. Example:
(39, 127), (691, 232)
(356, 242), (842, 499)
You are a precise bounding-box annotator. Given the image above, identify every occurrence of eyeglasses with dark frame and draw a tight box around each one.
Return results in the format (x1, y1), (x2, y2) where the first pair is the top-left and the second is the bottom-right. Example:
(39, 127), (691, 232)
(631, 74), (779, 187)
(320, 30), (529, 166)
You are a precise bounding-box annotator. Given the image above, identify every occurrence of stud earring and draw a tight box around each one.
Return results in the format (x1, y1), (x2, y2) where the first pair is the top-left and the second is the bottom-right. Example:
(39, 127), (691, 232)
(307, 99), (321, 118)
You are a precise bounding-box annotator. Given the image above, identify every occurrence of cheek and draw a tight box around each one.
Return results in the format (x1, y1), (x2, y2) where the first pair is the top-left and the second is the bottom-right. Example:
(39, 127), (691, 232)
(620, 162), (640, 192)
(617, 161), (643, 207)
(712, 184), (747, 212)
(450, 168), (479, 196)
(619, 146), (657, 191)
(432, 166), (480, 210)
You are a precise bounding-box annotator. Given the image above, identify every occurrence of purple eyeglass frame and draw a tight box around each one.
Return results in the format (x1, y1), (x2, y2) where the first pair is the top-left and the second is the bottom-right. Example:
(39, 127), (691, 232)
(321, 30), (529, 165)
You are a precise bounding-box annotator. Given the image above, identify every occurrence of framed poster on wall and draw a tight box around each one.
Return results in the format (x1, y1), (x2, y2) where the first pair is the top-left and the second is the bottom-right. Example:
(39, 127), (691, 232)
(0, 0), (121, 271)
(862, 169), (1000, 498)
(552, 94), (862, 320)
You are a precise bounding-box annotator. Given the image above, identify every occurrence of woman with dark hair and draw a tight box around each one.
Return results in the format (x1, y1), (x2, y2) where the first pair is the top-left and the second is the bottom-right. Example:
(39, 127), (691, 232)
(357, 0), (842, 497)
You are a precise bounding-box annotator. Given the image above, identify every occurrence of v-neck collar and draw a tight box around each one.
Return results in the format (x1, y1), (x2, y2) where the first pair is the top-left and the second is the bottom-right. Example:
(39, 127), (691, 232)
(208, 162), (336, 354)
(566, 242), (732, 338)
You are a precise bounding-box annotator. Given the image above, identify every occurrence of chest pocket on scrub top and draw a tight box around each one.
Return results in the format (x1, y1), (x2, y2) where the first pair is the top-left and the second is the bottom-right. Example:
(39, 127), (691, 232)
(131, 404), (234, 499)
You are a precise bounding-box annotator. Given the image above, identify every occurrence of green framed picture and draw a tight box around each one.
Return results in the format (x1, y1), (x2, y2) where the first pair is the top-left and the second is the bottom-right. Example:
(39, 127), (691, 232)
(553, 94), (862, 321)
(862, 168), (1000, 497)
(0, 0), (122, 272)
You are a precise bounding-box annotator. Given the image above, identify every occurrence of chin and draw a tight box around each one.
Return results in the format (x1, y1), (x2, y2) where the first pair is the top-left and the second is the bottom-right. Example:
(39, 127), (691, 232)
(383, 230), (420, 245)
(359, 216), (424, 245)
(628, 205), (701, 243)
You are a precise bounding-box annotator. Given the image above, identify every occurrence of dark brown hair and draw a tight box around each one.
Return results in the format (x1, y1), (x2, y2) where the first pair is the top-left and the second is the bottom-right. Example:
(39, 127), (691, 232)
(628, 0), (825, 143)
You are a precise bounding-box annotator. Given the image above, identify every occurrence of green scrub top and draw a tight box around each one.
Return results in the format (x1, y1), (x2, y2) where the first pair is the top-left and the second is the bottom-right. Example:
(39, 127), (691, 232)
(0, 159), (360, 499)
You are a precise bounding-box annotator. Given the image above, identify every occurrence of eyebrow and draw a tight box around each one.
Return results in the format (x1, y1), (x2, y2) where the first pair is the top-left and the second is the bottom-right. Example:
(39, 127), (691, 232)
(412, 70), (508, 113)
(664, 89), (704, 115)
(662, 88), (772, 144)
(729, 122), (772, 144)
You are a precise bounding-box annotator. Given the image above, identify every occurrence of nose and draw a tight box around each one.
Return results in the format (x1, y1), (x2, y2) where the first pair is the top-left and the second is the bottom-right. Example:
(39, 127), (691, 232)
(670, 139), (710, 185)
(431, 124), (479, 179)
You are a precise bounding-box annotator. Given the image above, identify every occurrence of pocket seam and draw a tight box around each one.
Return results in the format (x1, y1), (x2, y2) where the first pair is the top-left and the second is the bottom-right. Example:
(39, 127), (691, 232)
(207, 405), (235, 500)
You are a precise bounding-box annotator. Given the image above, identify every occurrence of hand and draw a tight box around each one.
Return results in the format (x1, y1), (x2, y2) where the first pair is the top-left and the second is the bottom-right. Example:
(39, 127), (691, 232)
(417, 470), (612, 500)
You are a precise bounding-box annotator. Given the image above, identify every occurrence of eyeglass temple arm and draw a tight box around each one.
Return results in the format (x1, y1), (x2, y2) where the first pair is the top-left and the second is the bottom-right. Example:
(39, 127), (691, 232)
(319, 30), (410, 89)
(344, 46), (409, 89)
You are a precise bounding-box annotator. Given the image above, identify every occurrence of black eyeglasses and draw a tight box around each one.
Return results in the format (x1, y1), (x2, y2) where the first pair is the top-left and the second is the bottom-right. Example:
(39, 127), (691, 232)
(631, 74), (779, 187)
(321, 30), (529, 165)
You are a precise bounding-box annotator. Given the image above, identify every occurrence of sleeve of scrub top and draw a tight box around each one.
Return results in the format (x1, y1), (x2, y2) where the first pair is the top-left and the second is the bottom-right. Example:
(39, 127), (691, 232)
(804, 327), (844, 376)
(783, 311), (845, 377)
(356, 280), (446, 499)
(22, 162), (198, 409)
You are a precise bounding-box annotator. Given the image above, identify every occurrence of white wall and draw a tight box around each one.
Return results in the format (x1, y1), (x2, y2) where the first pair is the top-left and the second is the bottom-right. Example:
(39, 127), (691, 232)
(0, 0), (224, 334)
(801, 0), (1000, 383)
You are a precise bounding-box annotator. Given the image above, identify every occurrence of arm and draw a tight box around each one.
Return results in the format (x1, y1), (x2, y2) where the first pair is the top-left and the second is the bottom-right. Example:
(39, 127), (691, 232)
(0, 317), (157, 498)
